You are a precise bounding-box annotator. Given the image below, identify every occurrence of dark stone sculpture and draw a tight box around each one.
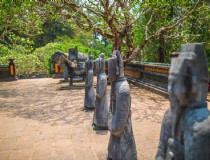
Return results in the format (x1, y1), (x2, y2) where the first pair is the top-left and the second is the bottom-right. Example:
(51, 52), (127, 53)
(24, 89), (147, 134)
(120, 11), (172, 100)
(92, 53), (108, 130)
(84, 55), (95, 110)
(107, 50), (137, 160)
(68, 46), (88, 62)
(68, 46), (78, 61)
(156, 43), (210, 160)
(51, 48), (88, 85)
(51, 51), (69, 80)
(62, 64), (69, 81)
(58, 53), (77, 84)
(155, 108), (171, 160)
(67, 46), (88, 85)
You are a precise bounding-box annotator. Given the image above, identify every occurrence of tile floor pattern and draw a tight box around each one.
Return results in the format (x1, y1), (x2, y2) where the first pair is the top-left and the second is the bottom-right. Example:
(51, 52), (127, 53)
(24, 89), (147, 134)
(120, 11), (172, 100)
(1, 78), (206, 160)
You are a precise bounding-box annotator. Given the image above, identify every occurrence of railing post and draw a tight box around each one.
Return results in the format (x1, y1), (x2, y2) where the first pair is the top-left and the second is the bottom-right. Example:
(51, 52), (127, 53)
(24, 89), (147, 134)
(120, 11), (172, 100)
(9, 59), (15, 77)
(140, 64), (144, 80)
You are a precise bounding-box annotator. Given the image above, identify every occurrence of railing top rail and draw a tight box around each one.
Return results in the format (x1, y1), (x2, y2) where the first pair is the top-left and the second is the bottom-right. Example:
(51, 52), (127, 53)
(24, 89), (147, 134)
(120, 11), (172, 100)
(128, 61), (170, 69)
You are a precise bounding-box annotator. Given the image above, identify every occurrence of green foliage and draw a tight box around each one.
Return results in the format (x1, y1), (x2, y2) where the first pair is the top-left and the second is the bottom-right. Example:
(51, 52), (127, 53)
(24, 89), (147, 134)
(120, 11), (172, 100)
(0, 35), (112, 75)
(32, 20), (75, 48)
(29, 36), (93, 75)
(0, 0), (209, 76)
(0, 1), (43, 47)
(0, 44), (41, 75)
(90, 38), (112, 59)
(133, 0), (209, 63)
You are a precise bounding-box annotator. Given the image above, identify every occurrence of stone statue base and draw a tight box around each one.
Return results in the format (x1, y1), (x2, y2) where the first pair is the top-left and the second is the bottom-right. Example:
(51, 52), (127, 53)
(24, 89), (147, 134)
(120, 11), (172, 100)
(59, 84), (86, 90)
(92, 124), (108, 131)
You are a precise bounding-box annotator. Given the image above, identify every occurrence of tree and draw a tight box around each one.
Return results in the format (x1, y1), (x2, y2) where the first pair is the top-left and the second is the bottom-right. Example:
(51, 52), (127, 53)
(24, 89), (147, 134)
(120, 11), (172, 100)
(38, 0), (138, 53)
(124, 0), (209, 63)
(38, 0), (208, 63)
(0, 1), (43, 50)
(133, 0), (210, 63)
(31, 20), (75, 48)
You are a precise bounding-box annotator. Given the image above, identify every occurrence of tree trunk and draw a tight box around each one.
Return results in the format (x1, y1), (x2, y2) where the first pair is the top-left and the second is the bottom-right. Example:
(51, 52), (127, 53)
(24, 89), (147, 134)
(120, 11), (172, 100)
(112, 38), (122, 52)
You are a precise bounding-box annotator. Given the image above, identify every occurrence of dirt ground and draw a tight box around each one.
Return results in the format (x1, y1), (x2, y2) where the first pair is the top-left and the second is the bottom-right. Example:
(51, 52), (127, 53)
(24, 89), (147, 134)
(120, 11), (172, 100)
(0, 78), (170, 160)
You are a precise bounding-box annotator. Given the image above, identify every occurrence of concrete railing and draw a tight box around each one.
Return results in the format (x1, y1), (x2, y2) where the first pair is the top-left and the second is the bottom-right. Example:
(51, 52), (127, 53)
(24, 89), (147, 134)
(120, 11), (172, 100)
(124, 61), (170, 94)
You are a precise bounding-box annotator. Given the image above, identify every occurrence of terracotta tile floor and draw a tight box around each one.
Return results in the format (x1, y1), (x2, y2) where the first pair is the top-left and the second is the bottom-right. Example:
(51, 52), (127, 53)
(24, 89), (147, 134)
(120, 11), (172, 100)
(0, 78), (174, 160)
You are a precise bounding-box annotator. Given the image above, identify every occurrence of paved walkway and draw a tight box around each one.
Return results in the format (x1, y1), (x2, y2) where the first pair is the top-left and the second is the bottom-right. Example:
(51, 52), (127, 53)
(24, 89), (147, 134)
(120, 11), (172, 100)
(0, 78), (170, 160)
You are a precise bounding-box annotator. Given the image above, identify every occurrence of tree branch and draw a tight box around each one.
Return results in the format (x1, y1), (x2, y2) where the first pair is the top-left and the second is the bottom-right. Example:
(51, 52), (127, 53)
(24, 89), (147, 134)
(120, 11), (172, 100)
(84, 5), (104, 18)
(124, 1), (201, 63)
(145, 9), (154, 39)
(63, 1), (93, 28)
(94, 27), (114, 39)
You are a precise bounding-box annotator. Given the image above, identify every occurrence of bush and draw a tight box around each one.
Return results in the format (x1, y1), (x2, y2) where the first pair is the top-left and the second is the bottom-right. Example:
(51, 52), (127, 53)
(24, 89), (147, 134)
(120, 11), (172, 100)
(0, 36), (112, 76)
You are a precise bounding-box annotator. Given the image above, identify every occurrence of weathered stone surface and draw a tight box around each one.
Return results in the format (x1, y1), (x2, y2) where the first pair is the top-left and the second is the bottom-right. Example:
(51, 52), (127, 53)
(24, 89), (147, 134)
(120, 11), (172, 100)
(84, 55), (95, 110)
(92, 53), (108, 130)
(51, 51), (69, 81)
(155, 109), (171, 160)
(68, 46), (88, 62)
(68, 46), (78, 61)
(62, 64), (69, 81)
(156, 43), (210, 160)
(107, 50), (137, 160)
(52, 48), (87, 85)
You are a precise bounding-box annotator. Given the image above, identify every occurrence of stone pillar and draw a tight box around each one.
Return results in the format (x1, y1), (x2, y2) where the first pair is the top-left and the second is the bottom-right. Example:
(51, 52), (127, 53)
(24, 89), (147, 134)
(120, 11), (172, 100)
(9, 59), (16, 80)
